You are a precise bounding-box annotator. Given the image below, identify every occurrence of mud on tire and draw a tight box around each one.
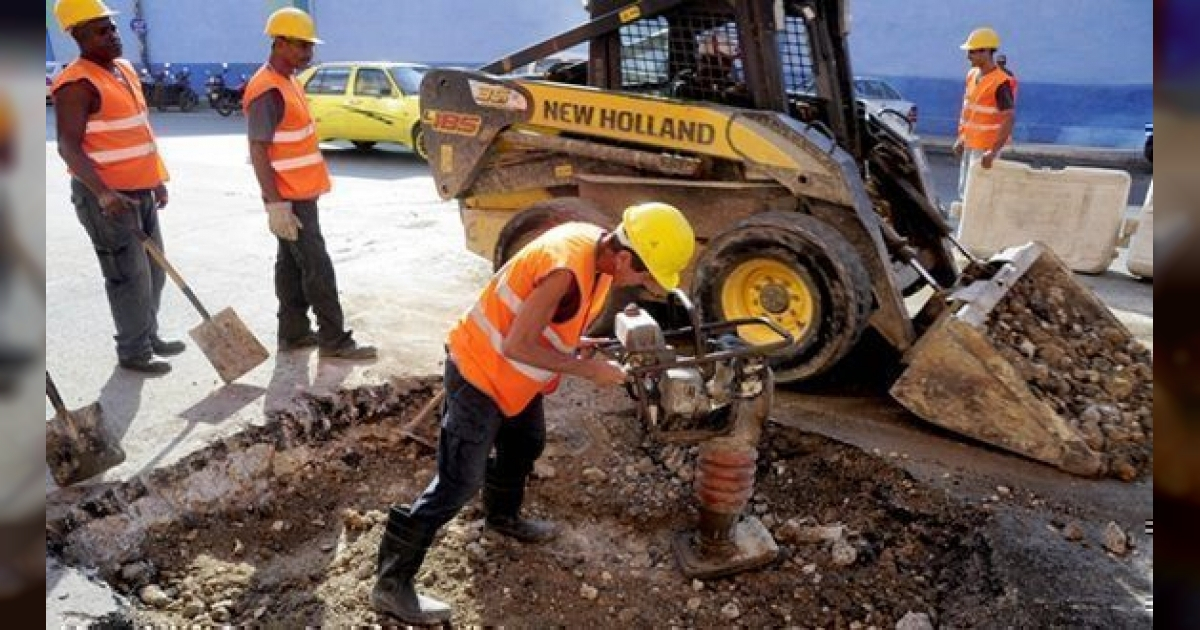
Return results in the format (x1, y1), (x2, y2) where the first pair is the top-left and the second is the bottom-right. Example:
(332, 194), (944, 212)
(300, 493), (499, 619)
(492, 197), (613, 270)
(693, 212), (873, 383)
(412, 124), (428, 161)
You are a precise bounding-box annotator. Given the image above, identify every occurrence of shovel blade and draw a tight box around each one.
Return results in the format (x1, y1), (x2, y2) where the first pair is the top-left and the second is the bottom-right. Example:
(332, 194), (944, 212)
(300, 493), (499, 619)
(189, 307), (270, 384)
(45, 402), (126, 486)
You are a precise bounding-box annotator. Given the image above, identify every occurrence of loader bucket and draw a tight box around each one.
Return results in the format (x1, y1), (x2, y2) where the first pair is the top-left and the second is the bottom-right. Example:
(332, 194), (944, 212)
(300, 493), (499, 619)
(890, 242), (1153, 479)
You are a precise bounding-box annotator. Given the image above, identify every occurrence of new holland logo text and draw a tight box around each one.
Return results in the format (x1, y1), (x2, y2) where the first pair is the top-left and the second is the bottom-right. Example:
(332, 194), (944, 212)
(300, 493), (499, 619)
(425, 110), (482, 136)
(542, 100), (716, 145)
(469, 80), (528, 111)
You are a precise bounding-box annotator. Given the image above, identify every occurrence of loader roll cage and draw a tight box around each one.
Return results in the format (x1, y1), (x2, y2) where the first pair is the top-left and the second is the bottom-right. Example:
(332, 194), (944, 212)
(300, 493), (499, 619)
(482, 0), (863, 161)
(480, 0), (952, 287)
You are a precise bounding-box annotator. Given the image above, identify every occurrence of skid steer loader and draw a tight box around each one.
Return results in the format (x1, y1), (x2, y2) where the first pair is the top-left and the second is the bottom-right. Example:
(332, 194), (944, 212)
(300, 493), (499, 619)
(419, 0), (1152, 478)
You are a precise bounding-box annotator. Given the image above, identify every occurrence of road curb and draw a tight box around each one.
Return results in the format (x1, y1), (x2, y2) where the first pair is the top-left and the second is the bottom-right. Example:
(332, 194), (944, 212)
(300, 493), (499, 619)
(921, 137), (1150, 172)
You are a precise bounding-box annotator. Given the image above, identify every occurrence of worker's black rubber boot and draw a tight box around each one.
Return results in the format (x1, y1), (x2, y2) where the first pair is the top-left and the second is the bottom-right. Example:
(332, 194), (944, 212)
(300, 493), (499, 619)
(483, 477), (559, 544)
(371, 507), (451, 625)
(150, 336), (187, 357)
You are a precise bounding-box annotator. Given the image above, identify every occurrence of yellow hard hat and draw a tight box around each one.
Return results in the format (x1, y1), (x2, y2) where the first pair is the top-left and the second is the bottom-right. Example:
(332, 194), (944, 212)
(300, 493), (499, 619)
(618, 202), (695, 290)
(265, 7), (323, 44)
(960, 27), (1000, 50)
(54, 0), (118, 32)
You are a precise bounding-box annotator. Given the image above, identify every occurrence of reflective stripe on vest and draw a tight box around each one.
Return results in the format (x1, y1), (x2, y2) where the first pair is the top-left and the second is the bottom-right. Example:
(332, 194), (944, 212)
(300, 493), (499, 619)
(244, 66), (332, 200)
(958, 67), (1013, 151)
(493, 282), (575, 353)
(272, 152), (324, 172)
(962, 102), (1000, 115)
(52, 58), (168, 190)
(89, 142), (157, 164)
(273, 122), (316, 144)
(466, 304), (556, 383)
(85, 111), (149, 133)
(447, 223), (613, 417)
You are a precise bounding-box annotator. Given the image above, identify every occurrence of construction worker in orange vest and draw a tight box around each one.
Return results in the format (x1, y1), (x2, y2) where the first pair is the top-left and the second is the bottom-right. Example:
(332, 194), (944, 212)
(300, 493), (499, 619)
(371, 202), (696, 625)
(52, 0), (186, 375)
(954, 27), (1017, 201)
(245, 8), (376, 360)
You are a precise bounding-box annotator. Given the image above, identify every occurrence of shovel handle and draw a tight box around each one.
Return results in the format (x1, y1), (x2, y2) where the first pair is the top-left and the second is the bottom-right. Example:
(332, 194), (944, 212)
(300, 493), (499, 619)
(45, 371), (68, 415)
(399, 388), (445, 449)
(45, 371), (84, 441)
(129, 227), (213, 321)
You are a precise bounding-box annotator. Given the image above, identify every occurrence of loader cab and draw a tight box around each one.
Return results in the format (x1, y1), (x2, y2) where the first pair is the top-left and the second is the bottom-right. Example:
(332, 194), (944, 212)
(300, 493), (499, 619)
(582, 0), (943, 229)
(584, 0), (863, 159)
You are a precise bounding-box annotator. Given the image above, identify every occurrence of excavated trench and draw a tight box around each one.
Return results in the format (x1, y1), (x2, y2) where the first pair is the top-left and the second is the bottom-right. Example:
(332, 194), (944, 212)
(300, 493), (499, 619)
(47, 377), (1026, 627)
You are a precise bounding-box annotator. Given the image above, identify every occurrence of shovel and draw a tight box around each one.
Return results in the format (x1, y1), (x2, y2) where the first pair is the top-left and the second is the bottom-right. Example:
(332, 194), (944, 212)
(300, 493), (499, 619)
(45, 371), (126, 486)
(398, 388), (445, 450)
(132, 227), (270, 384)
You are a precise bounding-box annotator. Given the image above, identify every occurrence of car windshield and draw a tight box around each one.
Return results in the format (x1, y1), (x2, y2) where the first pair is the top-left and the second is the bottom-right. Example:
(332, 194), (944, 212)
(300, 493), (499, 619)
(855, 79), (902, 101)
(388, 66), (429, 94)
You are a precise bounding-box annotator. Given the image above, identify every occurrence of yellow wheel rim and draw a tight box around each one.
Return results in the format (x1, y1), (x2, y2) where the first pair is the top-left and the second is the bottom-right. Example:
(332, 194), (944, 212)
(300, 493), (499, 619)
(720, 258), (818, 346)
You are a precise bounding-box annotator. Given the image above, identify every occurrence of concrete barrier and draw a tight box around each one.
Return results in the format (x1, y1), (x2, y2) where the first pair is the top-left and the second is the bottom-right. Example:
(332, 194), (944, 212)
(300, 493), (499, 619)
(1126, 181), (1153, 278)
(956, 159), (1131, 274)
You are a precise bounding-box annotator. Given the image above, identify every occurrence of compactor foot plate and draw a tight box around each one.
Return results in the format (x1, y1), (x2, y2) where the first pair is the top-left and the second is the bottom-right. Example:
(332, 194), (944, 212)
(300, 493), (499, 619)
(673, 516), (778, 579)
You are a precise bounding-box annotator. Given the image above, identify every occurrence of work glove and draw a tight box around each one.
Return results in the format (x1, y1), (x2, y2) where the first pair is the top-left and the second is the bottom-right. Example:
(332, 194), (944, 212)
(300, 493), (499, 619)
(266, 201), (303, 241)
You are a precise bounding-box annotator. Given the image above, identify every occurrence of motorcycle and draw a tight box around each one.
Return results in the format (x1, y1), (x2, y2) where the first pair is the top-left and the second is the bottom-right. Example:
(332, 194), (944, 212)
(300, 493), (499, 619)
(150, 63), (199, 112)
(205, 63), (245, 117)
(138, 67), (155, 104)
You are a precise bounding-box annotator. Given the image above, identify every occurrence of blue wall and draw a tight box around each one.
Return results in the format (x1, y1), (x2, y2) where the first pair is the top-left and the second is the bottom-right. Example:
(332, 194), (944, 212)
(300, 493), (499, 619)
(46, 0), (1152, 148)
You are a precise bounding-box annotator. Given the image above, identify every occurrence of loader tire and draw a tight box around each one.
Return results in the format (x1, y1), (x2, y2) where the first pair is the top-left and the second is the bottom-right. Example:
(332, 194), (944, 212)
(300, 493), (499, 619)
(493, 197), (612, 270)
(412, 124), (428, 161)
(693, 212), (873, 384)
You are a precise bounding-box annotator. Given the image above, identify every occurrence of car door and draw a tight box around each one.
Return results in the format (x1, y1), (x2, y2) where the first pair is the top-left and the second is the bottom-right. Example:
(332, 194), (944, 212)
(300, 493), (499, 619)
(344, 66), (406, 143)
(386, 65), (428, 146)
(300, 65), (352, 140)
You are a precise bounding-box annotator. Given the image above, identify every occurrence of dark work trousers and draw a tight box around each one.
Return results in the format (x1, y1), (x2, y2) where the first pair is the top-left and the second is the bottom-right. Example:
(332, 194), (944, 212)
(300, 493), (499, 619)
(409, 357), (546, 532)
(274, 199), (349, 348)
(70, 178), (165, 362)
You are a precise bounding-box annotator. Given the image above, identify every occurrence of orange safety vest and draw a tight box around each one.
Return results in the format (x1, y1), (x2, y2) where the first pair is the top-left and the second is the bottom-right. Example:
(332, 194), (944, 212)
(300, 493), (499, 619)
(243, 65), (331, 200)
(52, 58), (168, 191)
(448, 223), (614, 417)
(958, 67), (1015, 151)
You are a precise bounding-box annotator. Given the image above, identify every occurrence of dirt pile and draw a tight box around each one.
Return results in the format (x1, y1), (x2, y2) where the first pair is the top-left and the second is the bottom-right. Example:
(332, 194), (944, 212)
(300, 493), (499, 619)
(985, 275), (1153, 480)
(55, 381), (1012, 628)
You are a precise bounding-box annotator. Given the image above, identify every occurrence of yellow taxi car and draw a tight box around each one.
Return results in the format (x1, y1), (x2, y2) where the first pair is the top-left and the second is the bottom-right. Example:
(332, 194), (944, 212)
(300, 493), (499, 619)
(297, 62), (430, 159)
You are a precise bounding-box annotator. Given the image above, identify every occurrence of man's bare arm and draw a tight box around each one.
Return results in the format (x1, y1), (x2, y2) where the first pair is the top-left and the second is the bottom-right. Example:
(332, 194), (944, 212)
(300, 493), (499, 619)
(55, 81), (135, 215)
(991, 110), (1015, 154)
(54, 82), (108, 198)
(982, 110), (1015, 167)
(502, 269), (625, 387)
(248, 140), (282, 203)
